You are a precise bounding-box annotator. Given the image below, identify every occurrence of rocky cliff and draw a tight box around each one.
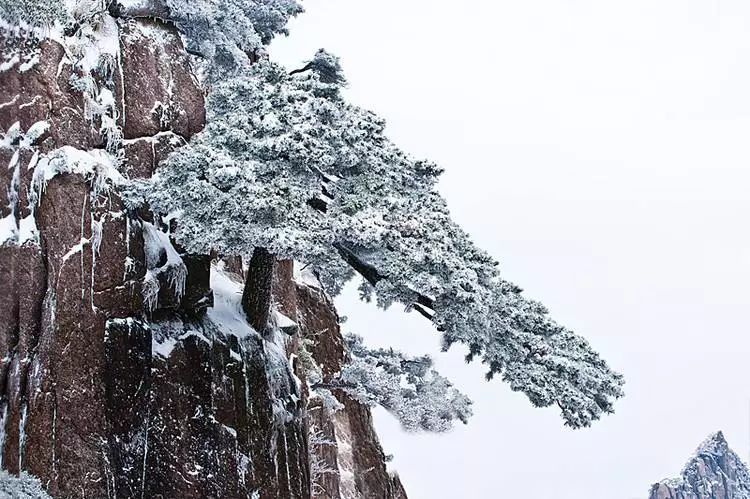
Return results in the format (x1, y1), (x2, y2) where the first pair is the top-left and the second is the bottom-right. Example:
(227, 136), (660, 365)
(0, 13), (405, 499)
(649, 432), (750, 499)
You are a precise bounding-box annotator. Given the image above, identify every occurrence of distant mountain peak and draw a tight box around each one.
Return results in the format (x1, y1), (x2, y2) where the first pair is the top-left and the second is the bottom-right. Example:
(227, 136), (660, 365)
(649, 431), (750, 499)
(696, 431), (730, 455)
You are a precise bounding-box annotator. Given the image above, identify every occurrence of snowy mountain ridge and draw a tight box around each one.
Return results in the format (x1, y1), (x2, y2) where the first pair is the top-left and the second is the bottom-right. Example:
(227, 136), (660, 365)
(649, 432), (750, 499)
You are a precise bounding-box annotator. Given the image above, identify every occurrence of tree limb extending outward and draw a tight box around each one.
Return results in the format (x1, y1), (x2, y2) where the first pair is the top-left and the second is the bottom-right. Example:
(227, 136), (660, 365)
(332, 241), (435, 320)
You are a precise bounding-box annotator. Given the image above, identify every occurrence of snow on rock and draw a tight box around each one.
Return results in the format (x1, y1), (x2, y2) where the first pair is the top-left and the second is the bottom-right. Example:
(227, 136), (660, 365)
(206, 261), (256, 339)
(274, 310), (298, 335)
(649, 431), (750, 499)
(333, 414), (357, 499)
(0, 471), (52, 498)
(59, 10), (123, 151)
(72, 13), (119, 74)
(0, 402), (7, 468)
(207, 262), (300, 426)
(141, 221), (187, 312)
(150, 318), (214, 358)
(265, 326), (300, 425)
(30, 146), (123, 207)
(17, 51), (40, 73)
(118, 19), (206, 141)
(0, 7), (407, 499)
(0, 121), (49, 247)
(0, 215), (15, 246)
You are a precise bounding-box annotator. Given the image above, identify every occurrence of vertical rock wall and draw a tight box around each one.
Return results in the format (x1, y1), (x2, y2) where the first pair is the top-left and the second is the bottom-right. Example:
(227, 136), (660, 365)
(294, 280), (407, 499)
(0, 13), (407, 499)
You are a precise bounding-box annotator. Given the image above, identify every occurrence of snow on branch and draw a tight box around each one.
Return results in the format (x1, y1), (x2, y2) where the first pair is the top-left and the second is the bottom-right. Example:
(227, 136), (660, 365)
(0, 0), (67, 30)
(146, 54), (624, 429)
(308, 424), (338, 495)
(334, 334), (472, 433)
(289, 49), (346, 85)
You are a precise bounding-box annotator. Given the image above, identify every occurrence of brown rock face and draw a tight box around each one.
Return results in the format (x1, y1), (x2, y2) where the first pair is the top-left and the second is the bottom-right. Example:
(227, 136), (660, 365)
(1, 14), (406, 499)
(0, 35), (98, 151)
(119, 19), (206, 141)
(294, 282), (407, 499)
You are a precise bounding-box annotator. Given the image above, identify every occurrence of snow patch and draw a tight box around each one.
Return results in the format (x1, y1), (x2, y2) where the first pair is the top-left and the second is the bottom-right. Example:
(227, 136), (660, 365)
(206, 262), (257, 339)
(122, 131), (185, 147)
(0, 215), (16, 246)
(18, 52), (40, 73)
(18, 403), (27, 468)
(0, 54), (19, 72)
(1, 122), (21, 148)
(18, 215), (38, 245)
(275, 311), (297, 330)
(293, 261), (323, 289)
(152, 336), (178, 358)
(118, 0), (151, 9)
(150, 321), (213, 359)
(222, 424), (237, 438)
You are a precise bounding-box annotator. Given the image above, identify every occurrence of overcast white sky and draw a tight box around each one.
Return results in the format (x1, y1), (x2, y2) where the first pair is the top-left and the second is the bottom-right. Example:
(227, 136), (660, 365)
(272, 1), (750, 497)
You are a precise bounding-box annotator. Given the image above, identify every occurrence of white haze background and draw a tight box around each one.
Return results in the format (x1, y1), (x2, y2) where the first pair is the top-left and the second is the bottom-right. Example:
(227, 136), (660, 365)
(272, 1), (750, 497)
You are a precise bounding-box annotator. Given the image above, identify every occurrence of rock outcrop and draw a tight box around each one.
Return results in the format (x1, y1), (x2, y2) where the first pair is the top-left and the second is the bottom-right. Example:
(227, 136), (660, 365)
(0, 13), (405, 499)
(649, 432), (750, 499)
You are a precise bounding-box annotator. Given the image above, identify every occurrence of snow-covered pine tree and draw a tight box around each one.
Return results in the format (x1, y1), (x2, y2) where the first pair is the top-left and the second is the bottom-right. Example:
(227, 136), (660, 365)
(143, 49), (624, 429)
(334, 334), (473, 433)
(0, 0), (67, 28)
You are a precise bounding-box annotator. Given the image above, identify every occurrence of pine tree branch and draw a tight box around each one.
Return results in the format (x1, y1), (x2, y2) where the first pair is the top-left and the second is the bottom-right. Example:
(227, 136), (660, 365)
(309, 381), (356, 390)
(332, 242), (435, 320)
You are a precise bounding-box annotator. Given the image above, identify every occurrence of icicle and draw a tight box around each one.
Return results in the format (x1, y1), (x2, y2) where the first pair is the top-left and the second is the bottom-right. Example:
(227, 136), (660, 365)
(142, 271), (159, 313)
(140, 222), (188, 312)
(18, 403), (28, 469)
(0, 401), (8, 468)
(90, 216), (103, 310)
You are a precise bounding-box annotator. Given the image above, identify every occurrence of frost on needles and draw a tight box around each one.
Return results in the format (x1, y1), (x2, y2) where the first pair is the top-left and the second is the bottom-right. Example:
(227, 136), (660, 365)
(340, 334), (473, 433)
(141, 49), (624, 429)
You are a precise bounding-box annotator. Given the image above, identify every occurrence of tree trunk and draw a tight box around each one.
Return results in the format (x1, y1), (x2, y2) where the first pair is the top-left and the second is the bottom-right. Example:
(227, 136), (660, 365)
(241, 247), (275, 333)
